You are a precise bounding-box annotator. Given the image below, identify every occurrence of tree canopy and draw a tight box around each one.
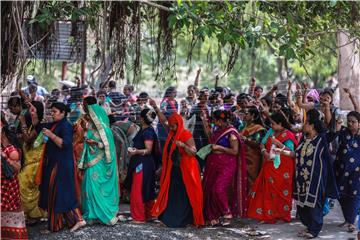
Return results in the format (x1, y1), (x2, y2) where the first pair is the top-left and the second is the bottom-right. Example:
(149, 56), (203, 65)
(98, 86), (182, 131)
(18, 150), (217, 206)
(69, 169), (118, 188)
(1, 1), (359, 91)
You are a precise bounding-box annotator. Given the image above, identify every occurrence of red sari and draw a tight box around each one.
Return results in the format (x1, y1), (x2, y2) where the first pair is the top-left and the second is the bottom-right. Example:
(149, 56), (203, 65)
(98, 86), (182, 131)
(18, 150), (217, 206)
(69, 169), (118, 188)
(152, 113), (204, 226)
(247, 129), (297, 223)
(1, 145), (28, 240)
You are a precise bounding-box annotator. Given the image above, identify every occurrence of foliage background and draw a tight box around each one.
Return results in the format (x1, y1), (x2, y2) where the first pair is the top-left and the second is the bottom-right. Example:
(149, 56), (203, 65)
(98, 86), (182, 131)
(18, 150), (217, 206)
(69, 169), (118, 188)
(2, 1), (357, 96)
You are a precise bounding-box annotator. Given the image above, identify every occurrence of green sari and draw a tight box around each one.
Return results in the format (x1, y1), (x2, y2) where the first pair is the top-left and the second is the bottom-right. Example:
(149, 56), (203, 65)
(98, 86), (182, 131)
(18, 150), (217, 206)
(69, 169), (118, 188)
(78, 104), (119, 225)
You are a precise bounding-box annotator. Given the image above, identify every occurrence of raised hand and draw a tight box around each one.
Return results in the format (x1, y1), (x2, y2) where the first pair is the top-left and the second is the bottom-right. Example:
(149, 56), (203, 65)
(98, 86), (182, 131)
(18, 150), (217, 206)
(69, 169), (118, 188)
(343, 88), (351, 96)
(287, 80), (292, 90)
(27, 102), (37, 116)
(303, 82), (309, 90)
(148, 98), (157, 108)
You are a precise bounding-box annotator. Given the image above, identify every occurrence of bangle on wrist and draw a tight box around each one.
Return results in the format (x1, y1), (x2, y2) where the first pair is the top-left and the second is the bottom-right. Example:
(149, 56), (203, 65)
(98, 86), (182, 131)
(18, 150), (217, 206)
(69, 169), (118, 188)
(281, 145), (286, 150)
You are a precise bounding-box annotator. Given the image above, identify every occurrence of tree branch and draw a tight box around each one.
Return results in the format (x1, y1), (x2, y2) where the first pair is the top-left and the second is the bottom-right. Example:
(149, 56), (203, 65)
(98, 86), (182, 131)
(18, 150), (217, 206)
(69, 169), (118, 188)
(142, 1), (171, 12)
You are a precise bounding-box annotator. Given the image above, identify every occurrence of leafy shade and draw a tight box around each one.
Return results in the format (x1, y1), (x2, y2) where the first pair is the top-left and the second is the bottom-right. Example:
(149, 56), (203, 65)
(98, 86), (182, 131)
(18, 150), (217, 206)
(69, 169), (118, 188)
(1, 1), (359, 88)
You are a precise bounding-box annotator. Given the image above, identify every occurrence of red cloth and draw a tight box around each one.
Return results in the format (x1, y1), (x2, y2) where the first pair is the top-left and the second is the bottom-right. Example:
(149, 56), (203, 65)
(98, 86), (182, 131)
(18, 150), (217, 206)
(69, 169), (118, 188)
(247, 130), (298, 223)
(130, 170), (154, 221)
(1, 145), (21, 212)
(152, 113), (204, 226)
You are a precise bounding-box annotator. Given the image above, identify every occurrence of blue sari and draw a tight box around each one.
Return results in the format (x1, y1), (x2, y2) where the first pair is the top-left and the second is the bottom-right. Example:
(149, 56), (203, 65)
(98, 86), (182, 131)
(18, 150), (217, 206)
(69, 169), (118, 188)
(334, 128), (360, 224)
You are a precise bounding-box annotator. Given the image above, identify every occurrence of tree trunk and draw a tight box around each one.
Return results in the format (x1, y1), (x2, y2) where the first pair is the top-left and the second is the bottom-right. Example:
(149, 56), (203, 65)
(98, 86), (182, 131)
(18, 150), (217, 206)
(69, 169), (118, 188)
(337, 31), (360, 110)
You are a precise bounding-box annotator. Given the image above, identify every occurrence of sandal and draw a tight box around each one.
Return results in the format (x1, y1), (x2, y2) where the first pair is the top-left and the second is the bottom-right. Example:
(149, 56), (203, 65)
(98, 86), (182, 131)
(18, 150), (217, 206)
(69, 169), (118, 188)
(221, 218), (231, 227)
(209, 219), (221, 227)
(338, 221), (347, 227)
(297, 229), (308, 237)
(304, 232), (316, 239)
(117, 215), (128, 222)
(348, 224), (356, 233)
(70, 220), (86, 232)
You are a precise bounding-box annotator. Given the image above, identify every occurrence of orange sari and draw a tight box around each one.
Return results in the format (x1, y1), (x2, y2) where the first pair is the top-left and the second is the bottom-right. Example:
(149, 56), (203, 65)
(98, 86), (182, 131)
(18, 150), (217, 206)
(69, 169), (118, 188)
(152, 113), (204, 226)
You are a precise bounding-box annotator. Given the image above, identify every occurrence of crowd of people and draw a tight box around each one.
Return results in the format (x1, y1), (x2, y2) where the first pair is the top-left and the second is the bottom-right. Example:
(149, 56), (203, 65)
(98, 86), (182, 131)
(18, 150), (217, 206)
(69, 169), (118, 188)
(1, 75), (359, 239)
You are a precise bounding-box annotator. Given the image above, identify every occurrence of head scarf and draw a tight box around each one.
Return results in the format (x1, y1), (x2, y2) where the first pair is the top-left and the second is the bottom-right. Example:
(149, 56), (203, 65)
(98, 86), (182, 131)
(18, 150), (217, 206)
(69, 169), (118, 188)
(85, 104), (116, 165)
(161, 113), (184, 182)
(307, 89), (320, 102)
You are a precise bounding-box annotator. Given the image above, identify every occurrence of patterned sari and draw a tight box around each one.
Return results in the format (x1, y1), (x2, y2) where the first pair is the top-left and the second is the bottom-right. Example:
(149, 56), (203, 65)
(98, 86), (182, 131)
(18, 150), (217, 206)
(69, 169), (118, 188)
(1, 145), (28, 240)
(248, 129), (297, 223)
(203, 126), (247, 222)
(78, 104), (119, 225)
(18, 130), (47, 219)
(334, 128), (360, 224)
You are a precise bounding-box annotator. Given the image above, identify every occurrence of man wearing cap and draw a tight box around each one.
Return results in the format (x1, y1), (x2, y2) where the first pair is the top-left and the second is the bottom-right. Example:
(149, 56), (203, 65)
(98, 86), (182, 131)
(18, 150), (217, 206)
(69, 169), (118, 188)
(22, 75), (49, 97)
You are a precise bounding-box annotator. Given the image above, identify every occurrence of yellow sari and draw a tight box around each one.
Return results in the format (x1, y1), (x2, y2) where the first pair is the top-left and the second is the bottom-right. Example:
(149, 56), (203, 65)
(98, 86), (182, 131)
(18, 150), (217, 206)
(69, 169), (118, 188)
(18, 128), (47, 219)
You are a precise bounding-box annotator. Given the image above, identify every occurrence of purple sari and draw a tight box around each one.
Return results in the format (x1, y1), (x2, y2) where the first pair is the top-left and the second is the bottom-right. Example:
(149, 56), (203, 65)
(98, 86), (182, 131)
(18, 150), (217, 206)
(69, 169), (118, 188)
(203, 126), (247, 222)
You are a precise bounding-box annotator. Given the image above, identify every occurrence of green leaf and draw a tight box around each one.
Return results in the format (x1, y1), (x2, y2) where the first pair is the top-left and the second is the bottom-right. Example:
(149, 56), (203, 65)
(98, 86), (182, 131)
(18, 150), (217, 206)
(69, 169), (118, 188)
(224, 0), (233, 11)
(279, 45), (288, 56)
(68, 36), (75, 44)
(286, 47), (296, 59)
(177, 0), (182, 7)
(238, 37), (246, 49)
(168, 15), (178, 29)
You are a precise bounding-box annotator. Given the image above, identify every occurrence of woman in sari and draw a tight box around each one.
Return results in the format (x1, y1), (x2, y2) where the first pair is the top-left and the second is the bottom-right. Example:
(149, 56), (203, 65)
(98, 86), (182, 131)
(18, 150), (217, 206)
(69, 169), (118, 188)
(333, 111), (360, 233)
(124, 109), (160, 223)
(17, 101), (47, 223)
(78, 97), (119, 225)
(1, 125), (29, 240)
(239, 106), (266, 188)
(150, 99), (204, 227)
(203, 110), (247, 226)
(247, 112), (297, 223)
(275, 109), (338, 238)
(157, 87), (178, 150)
(29, 102), (85, 232)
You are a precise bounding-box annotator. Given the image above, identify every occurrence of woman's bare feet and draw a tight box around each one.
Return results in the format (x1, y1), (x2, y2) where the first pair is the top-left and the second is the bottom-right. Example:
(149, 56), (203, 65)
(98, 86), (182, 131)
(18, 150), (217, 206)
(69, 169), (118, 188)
(130, 220), (145, 224)
(348, 223), (356, 233)
(40, 229), (51, 234)
(209, 219), (220, 227)
(338, 221), (347, 227)
(70, 220), (86, 232)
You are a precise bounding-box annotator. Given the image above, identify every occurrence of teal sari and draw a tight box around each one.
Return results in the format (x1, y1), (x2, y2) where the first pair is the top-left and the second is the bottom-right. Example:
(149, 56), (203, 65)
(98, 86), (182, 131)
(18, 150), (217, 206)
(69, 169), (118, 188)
(78, 104), (119, 225)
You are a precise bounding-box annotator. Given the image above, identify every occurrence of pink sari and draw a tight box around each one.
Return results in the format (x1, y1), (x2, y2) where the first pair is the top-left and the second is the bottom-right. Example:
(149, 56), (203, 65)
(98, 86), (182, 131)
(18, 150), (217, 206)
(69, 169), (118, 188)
(203, 126), (247, 222)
